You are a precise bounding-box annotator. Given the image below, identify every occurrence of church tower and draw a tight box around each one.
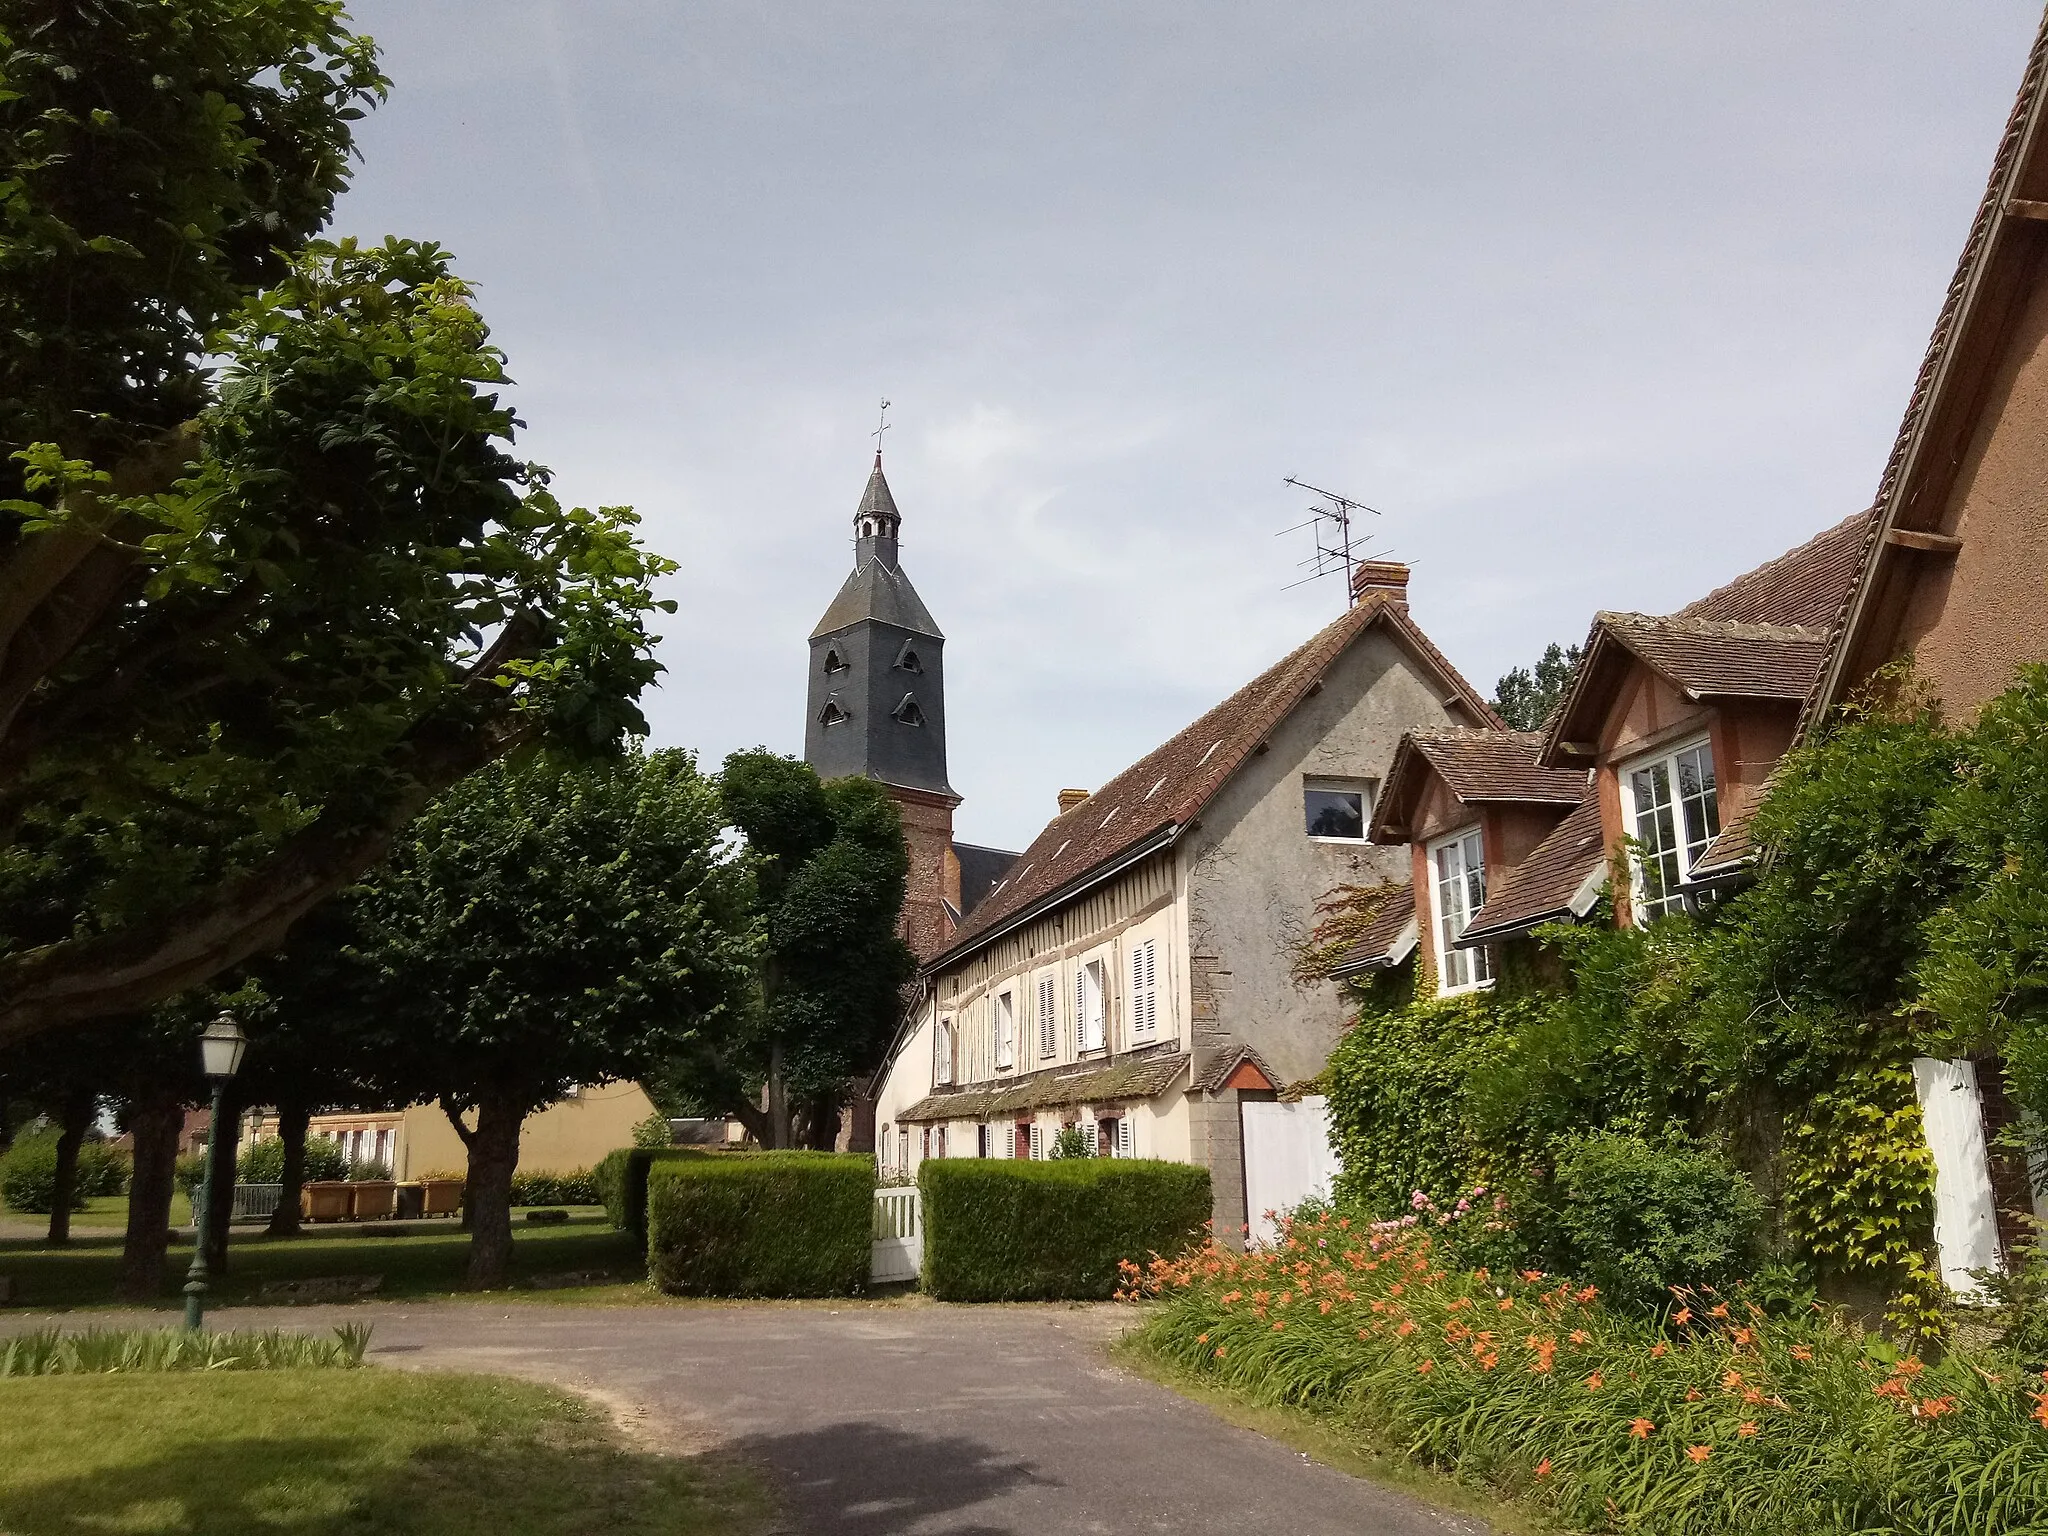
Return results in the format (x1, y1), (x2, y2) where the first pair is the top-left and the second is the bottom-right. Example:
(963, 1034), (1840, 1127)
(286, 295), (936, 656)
(806, 455), (961, 956)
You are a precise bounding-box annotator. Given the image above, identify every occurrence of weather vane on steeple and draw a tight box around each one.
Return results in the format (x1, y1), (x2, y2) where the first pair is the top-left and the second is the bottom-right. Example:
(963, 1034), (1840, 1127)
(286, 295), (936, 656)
(873, 398), (892, 462)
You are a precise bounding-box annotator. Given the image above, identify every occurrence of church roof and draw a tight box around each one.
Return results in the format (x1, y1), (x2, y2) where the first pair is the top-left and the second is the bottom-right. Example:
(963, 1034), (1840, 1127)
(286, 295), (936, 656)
(809, 558), (942, 640)
(857, 460), (899, 523)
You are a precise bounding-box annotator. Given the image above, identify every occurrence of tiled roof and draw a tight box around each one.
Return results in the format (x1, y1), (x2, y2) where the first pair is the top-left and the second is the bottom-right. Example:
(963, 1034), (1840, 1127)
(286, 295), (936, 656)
(1673, 512), (1873, 630)
(1460, 799), (1608, 944)
(1543, 514), (1875, 763)
(1690, 809), (1757, 879)
(1598, 614), (1832, 701)
(1804, 16), (2048, 729)
(1371, 729), (1585, 841)
(929, 596), (1499, 967)
(1194, 1045), (1282, 1095)
(1328, 883), (1418, 976)
(895, 1045), (1189, 1123)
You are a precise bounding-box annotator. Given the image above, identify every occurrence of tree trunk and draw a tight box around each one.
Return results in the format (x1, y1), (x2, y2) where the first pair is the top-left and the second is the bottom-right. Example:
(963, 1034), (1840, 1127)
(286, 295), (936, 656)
(118, 1097), (182, 1302)
(460, 1092), (525, 1289)
(203, 1085), (243, 1274)
(797, 1092), (841, 1150)
(266, 1099), (309, 1237)
(767, 1041), (790, 1150)
(45, 1088), (92, 1246)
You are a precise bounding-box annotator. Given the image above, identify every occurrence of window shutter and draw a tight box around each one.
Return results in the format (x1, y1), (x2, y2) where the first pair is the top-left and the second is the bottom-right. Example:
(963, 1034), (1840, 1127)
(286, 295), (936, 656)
(1038, 975), (1057, 1058)
(1029, 1123), (1043, 1160)
(1075, 969), (1086, 1047)
(1118, 1118), (1134, 1158)
(1083, 1120), (1098, 1155)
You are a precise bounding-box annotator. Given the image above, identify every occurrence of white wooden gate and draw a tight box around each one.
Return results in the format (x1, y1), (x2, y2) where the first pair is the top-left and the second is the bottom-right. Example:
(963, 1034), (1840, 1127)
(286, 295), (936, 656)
(871, 1186), (922, 1284)
(1241, 1095), (1341, 1248)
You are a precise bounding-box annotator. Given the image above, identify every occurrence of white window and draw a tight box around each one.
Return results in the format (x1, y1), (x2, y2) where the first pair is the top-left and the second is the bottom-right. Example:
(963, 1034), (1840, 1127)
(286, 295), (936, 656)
(1029, 1122), (1044, 1160)
(1622, 738), (1720, 922)
(1430, 826), (1492, 994)
(933, 1017), (954, 1086)
(1304, 777), (1374, 841)
(1077, 960), (1107, 1052)
(1128, 939), (1158, 1043)
(994, 990), (1016, 1071)
(1037, 973), (1058, 1060)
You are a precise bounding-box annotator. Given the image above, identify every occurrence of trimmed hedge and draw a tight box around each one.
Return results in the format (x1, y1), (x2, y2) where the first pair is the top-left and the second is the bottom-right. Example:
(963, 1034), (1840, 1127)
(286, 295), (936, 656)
(596, 1146), (713, 1238)
(646, 1152), (872, 1298)
(506, 1167), (600, 1207)
(919, 1158), (1212, 1302)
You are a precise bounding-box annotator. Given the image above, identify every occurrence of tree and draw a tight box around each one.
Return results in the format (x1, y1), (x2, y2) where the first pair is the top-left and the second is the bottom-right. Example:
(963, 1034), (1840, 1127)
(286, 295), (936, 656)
(292, 749), (754, 1288)
(1491, 642), (1584, 732)
(651, 752), (916, 1149)
(0, 7), (672, 1048)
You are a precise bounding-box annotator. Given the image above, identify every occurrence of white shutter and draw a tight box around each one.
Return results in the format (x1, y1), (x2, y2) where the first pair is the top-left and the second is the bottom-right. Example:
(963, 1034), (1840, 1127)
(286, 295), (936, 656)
(1038, 975), (1057, 1058)
(1075, 969), (1087, 1049)
(1083, 1120), (1098, 1155)
(1029, 1122), (1043, 1160)
(1118, 1118), (1134, 1158)
(1130, 939), (1158, 1041)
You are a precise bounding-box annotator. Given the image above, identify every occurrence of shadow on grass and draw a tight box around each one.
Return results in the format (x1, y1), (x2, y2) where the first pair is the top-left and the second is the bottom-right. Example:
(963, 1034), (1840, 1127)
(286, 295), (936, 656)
(724, 1419), (1055, 1536)
(0, 1418), (1047, 1536)
(0, 1430), (754, 1536)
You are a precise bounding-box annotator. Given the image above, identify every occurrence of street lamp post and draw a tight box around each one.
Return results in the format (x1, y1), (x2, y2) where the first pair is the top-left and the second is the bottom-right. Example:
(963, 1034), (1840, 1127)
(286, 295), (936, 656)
(183, 1013), (247, 1331)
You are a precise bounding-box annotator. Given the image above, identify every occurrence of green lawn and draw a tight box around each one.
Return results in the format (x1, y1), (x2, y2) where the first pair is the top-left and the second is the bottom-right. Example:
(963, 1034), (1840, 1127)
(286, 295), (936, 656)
(0, 1367), (768, 1535)
(0, 1199), (645, 1310)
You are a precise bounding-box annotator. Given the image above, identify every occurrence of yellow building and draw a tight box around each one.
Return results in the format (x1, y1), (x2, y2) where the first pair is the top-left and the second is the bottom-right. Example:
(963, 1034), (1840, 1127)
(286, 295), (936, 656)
(256, 1081), (659, 1180)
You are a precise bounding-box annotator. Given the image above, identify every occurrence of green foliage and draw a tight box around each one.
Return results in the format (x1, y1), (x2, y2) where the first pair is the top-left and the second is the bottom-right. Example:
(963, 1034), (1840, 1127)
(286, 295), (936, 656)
(0, 1134), (81, 1214)
(1048, 1125), (1091, 1159)
(173, 1151), (207, 1202)
(506, 1169), (600, 1207)
(652, 752), (916, 1145)
(919, 1158), (1212, 1302)
(1780, 1061), (1938, 1290)
(73, 1140), (128, 1198)
(631, 1111), (673, 1149)
(1974, 1216), (2048, 1369)
(0, 1324), (368, 1377)
(1325, 994), (1525, 1215)
(237, 1135), (345, 1185)
(596, 1146), (714, 1239)
(1525, 1133), (1764, 1313)
(645, 1152), (871, 1298)
(1491, 641), (1583, 732)
(0, 0), (385, 474)
(345, 1158), (391, 1183)
(1137, 1215), (2048, 1536)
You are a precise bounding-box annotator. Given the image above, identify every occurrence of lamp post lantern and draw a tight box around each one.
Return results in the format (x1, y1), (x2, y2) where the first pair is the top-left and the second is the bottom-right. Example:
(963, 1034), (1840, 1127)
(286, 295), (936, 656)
(183, 1013), (247, 1330)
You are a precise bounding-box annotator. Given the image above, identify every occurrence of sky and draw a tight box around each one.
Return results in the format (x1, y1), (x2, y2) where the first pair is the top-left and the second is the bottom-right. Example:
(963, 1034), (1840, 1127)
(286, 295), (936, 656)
(334, 1), (2044, 853)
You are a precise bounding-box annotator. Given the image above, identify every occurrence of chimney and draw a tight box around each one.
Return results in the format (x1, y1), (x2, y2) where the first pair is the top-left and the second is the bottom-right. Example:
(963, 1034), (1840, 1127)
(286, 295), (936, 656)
(1058, 788), (1090, 813)
(1350, 560), (1410, 606)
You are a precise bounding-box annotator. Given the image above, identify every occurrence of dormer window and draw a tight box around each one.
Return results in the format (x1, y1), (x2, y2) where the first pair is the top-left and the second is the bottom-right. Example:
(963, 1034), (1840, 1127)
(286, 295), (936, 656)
(822, 647), (848, 675)
(891, 694), (925, 726)
(819, 698), (849, 727)
(894, 640), (923, 674)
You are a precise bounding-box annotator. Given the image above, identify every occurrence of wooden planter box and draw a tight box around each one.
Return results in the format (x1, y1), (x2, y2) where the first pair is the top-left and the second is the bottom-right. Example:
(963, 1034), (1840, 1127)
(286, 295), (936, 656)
(349, 1181), (397, 1220)
(419, 1178), (464, 1217)
(303, 1182), (352, 1223)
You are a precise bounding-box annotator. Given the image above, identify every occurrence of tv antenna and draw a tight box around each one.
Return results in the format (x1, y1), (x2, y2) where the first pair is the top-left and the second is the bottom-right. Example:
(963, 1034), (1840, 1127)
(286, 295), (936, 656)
(1278, 475), (1383, 608)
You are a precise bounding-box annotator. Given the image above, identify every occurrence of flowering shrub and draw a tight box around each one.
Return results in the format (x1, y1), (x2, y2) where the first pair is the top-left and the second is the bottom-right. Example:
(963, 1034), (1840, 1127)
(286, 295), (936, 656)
(1127, 1210), (2048, 1534)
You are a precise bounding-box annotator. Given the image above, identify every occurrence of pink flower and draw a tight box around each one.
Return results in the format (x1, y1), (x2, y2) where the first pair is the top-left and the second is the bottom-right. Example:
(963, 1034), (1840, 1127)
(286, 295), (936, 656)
(1411, 1190), (1430, 1210)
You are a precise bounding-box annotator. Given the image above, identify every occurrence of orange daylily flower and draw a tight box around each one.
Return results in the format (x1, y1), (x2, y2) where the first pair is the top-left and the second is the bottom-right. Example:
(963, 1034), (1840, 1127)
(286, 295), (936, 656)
(1686, 1445), (1711, 1463)
(1416, 1359), (1434, 1375)
(1790, 1346), (1814, 1362)
(1737, 1422), (1759, 1438)
(1568, 1329), (1590, 1345)
(1534, 1457), (1553, 1478)
(1721, 1370), (1744, 1390)
(1673, 1308), (1692, 1325)
(1585, 1372), (1604, 1391)
(1629, 1418), (1655, 1439)
(1709, 1304), (1730, 1319)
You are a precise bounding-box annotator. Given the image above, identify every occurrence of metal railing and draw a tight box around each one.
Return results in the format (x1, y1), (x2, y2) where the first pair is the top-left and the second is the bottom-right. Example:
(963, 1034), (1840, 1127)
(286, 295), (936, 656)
(230, 1183), (282, 1222)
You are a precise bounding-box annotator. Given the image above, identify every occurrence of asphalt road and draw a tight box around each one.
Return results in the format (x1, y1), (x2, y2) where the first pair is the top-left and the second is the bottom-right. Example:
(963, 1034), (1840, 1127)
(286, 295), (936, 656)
(5, 1301), (1492, 1535)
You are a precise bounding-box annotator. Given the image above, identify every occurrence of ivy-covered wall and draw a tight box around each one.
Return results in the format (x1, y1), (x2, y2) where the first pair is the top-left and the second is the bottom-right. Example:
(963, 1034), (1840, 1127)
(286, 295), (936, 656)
(1321, 664), (2048, 1310)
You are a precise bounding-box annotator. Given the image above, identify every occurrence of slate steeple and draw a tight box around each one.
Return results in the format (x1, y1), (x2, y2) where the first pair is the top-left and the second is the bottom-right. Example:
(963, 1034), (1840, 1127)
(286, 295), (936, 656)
(805, 455), (954, 799)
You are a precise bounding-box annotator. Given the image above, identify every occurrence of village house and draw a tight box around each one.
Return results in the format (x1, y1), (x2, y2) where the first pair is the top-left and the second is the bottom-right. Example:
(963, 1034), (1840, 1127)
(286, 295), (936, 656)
(870, 561), (1502, 1242)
